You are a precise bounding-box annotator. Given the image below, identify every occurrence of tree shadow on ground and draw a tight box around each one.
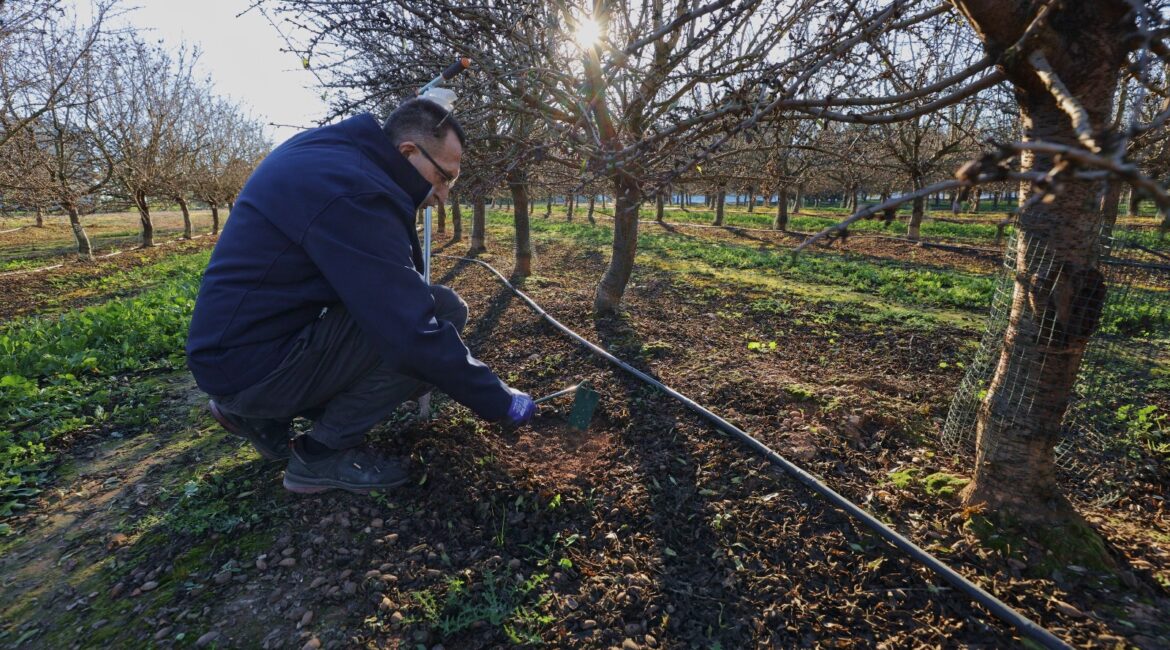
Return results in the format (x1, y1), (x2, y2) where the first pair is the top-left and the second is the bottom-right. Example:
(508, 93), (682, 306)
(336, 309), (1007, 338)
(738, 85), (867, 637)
(590, 310), (758, 646)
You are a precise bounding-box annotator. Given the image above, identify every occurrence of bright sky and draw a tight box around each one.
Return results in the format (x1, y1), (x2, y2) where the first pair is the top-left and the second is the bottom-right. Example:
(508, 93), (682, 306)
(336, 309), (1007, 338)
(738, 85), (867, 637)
(85, 0), (333, 144)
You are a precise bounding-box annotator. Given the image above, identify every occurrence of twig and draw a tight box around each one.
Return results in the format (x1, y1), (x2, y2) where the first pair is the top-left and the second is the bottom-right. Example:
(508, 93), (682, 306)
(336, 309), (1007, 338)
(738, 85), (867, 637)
(794, 179), (970, 253)
(1000, 140), (1170, 210)
(1027, 50), (1100, 152)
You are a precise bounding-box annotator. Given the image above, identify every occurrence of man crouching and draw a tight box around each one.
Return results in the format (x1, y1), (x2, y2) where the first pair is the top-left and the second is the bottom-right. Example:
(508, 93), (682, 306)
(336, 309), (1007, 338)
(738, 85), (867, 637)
(186, 98), (535, 494)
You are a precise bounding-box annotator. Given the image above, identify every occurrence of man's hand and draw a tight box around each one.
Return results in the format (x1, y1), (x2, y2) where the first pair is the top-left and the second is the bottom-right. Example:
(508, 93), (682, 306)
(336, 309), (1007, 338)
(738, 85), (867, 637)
(503, 389), (536, 429)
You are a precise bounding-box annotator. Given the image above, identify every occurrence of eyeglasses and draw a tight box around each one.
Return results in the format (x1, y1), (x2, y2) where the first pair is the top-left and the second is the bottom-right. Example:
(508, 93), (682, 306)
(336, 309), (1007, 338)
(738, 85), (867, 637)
(415, 143), (458, 189)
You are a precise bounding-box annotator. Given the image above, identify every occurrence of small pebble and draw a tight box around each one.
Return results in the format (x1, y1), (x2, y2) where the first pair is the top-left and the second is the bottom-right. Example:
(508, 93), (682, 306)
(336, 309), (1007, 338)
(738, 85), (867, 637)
(282, 547), (295, 557)
(645, 634), (658, 647)
(309, 576), (328, 589)
(153, 626), (172, 640)
(507, 558), (521, 570)
(581, 619), (597, 630)
(301, 638), (321, 650)
(109, 583), (125, 599)
(299, 610), (314, 628)
(621, 556), (636, 572)
(140, 581), (159, 592)
(371, 519), (384, 528)
(379, 596), (393, 611)
(256, 558), (268, 571)
(278, 558), (296, 568)
(194, 630), (219, 647)
(342, 581), (357, 595)
(213, 572), (231, 585)
(622, 639), (640, 650)
(364, 569), (381, 580)
(390, 611), (405, 626)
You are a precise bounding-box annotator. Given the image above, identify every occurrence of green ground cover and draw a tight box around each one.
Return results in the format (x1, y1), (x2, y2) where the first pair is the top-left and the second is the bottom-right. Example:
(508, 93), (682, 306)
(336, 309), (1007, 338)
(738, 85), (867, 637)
(0, 251), (209, 521)
(508, 213), (998, 313)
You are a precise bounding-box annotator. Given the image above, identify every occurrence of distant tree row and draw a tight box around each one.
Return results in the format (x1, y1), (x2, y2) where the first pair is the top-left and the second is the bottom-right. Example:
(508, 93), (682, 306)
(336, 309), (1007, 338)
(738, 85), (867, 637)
(0, 1), (271, 258)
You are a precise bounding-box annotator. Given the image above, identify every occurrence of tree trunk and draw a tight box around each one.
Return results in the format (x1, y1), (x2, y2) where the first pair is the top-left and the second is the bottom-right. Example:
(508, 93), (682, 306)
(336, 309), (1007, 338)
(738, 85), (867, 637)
(176, 196), (192, 239)
(210, 204), (220, 235)
(713, 187), (725, 226)
(656, 192), (665, 223)
(587, 195), (596, 224)
(773, 186), (789, 231)
(594, 175), (641, 314)
(908, 176), (926, 241)
(450, 196), (462, 242)
(1100, 182), (1122, 229)
(747, 187), (756, 213)
(544, 196), (552, 219)
(436, 201), (446, 234)
(972, 190), (982, 213)
(956, 0), (1128, 529)
(1128, 190), (1141, 216)
(992, 191), (1000, 209)
(508, 170), (532, 277)
(469, 196), (487, 255)
(793, 184), (803, 214)
(35, 206), (44, 228)
(66, 205), (93, 261)
(134, 190), (154, 248)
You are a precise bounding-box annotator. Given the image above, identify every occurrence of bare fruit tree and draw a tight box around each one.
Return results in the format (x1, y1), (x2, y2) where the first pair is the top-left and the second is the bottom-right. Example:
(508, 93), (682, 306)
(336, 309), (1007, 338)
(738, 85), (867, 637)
(91, 37), (203, 247)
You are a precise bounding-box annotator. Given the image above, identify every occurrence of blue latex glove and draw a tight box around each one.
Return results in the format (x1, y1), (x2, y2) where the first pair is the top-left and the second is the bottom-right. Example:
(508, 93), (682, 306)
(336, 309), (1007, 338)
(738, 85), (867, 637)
(504, 390), (536, 428)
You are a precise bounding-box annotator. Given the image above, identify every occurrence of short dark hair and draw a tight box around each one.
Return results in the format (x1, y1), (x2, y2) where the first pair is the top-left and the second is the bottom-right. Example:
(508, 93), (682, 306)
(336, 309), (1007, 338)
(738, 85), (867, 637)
(382, 98), (466, 149)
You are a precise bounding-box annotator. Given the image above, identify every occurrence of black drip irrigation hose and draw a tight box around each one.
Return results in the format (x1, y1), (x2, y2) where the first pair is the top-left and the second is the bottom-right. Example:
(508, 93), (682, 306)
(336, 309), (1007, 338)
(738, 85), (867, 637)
(438, 253), (1072, 650)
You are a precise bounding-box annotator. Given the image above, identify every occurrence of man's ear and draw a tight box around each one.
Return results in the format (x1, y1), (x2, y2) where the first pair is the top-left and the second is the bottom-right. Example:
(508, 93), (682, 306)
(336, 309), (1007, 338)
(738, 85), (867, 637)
(398, 141), (417, 156)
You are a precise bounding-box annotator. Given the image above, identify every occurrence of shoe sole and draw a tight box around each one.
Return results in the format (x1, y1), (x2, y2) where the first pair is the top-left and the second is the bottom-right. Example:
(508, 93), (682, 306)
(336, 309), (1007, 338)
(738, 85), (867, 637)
(282, 473), (410, 495)
(208, 400), (289, 462)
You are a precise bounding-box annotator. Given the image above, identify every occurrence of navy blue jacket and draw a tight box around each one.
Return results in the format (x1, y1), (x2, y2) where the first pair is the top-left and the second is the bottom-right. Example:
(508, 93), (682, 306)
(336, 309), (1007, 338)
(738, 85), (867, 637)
(186, 113), (512, 421)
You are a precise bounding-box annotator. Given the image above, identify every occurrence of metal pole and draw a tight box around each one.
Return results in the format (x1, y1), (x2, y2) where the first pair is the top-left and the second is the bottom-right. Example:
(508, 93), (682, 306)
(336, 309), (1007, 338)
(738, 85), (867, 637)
(418, 206), (433, 420)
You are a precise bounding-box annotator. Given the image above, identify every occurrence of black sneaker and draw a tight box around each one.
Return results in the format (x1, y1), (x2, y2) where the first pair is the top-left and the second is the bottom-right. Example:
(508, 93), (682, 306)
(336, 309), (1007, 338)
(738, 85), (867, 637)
(282, 437), (410, 494)
(208, 400), (292, 461)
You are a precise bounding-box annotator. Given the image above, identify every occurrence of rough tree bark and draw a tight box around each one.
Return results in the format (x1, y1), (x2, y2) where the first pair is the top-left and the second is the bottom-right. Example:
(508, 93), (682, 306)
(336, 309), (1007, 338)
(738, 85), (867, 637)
(656, 191), (665, 223)
(66, 205), (93, 261)
(508, 169), (532, 277)
(134, 189), (154, 247)
(210, 204), (220, 235)
(450, 195), (462, 242)
(955, 0), (1130, 532)
(594, 174), (640, 313)
(773, 186), (789, 231)
(469, 196), (487, 255)
(587, 195), (595, 224)
(908, 174), (927, 241)
(176, 196), (192, 239)
(713, 186), (725, 226)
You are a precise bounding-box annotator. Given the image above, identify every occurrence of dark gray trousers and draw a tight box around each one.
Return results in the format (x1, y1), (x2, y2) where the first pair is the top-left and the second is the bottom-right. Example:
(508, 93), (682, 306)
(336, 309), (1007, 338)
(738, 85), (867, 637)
(214, 285), (469, 450)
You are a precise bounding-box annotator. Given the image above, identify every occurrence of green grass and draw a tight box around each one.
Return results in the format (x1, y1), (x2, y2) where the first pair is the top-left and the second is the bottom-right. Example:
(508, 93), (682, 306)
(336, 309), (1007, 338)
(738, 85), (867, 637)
(512, 214), (997, 312)
(0, 251), (209, 520)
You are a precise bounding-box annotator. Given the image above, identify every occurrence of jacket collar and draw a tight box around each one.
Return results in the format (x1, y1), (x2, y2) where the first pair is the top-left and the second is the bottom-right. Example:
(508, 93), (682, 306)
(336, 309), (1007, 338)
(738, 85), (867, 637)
(353, 113), (433, 209)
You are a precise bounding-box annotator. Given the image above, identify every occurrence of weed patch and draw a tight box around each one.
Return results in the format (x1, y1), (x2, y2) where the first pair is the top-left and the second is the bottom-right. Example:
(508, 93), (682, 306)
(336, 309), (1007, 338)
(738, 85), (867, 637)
(0, 252), (208, 520)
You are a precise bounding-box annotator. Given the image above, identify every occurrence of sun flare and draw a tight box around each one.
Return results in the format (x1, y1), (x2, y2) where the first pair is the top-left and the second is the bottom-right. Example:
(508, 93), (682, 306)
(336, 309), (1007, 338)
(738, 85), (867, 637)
(575, 16), (601, 48)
